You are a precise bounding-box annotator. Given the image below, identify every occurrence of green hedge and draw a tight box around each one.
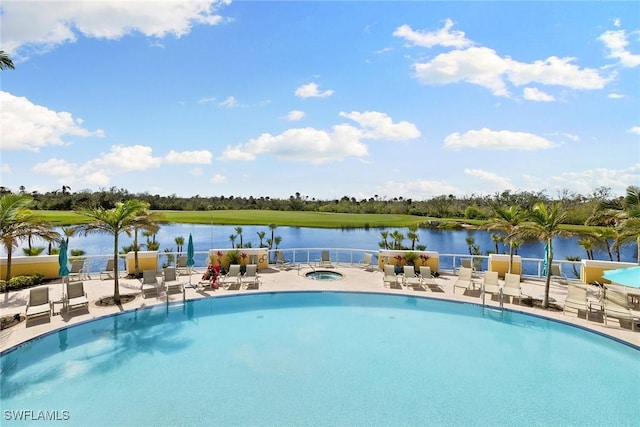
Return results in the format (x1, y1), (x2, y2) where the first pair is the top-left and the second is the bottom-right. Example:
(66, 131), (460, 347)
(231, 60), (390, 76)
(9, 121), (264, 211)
(0, 274), (45, 293)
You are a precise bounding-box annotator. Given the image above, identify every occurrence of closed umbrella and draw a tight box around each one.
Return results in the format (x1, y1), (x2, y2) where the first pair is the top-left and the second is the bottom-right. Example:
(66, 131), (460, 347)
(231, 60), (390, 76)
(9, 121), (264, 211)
(58, 240), (70, 302)
(186, 234), (195, 286)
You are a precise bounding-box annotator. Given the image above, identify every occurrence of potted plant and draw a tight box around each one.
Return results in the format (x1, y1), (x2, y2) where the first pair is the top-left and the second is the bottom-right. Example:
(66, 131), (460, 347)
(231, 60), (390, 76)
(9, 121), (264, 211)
(225, 249), (241, 268)
(240, 252), (248, 274)
(404, 252), (419, 267)
(393, 254), (404, 274)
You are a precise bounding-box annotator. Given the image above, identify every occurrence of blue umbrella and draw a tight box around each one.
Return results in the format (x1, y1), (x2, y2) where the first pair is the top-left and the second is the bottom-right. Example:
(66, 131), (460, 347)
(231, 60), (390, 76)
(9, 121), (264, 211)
(542, 243), (549, 276)
(186, 234), (195, 285)
(58, 240), (70, 277)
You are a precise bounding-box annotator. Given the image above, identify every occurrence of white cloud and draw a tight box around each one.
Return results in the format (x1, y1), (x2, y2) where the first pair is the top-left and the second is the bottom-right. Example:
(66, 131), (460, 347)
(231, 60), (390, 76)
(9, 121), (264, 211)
(628, 127), (640, 135)
(219, 96), (238, 108)
(295, 82), (334, 98)
(211, 173), (227, 184)
(608, 93), (625, 99)
(464, 168), (515, 191)
(0, 91), (104, 151)
(164, 150), (213, 164)
(198, 97), (216, 104)
(545, 165), (640, 196)
(599, 29), (640, 68)
(2, 0), (230, 58)
(377, 179), (462, 199)
(393, 19), (473, 49)
(1, 164), (11, 174)
(408, 37), (609, 96)
(221, 111), (420, 163)
(444, 128), (556, 151)
(523, 87), (554, 102)
(87, 145), (163, 173)
(286, 110), (306, 121)
(339, 111), (421, 140)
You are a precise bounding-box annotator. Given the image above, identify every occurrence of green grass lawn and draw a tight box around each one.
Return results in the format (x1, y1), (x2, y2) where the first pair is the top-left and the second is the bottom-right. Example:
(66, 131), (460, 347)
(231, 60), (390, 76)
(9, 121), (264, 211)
(37, 210), (432, 228)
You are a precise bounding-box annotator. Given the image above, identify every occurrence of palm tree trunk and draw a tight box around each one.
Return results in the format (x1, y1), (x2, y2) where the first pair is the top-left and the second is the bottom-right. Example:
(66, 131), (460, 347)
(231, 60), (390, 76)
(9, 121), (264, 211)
(113, 234), (120, 304)
(543, 239), (553, 308)
(5, 247), (12, 282)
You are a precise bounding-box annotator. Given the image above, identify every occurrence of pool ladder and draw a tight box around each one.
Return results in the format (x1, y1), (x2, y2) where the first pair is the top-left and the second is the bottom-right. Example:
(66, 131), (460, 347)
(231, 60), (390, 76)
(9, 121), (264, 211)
(482, 286), (505, 319)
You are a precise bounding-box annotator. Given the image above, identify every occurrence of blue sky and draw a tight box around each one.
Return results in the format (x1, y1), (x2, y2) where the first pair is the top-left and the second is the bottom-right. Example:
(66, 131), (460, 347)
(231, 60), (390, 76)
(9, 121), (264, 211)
(1, 1), (639, 201)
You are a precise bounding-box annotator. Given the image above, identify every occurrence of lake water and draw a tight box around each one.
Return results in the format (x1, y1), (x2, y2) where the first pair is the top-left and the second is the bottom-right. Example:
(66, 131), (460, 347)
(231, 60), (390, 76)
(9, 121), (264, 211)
(51, 223), (636, 264)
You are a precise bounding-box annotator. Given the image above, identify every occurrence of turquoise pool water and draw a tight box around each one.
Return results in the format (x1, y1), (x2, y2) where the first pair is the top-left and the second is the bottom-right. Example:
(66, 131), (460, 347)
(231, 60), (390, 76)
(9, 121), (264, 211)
(305, 270), (343, 280)
(1, 292), (638, 426)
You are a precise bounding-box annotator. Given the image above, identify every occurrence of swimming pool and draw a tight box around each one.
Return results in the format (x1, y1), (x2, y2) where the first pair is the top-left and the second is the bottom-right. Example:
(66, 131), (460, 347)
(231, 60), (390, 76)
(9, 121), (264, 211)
(1, 292), (638, 426)
(305, 270), (343, 280)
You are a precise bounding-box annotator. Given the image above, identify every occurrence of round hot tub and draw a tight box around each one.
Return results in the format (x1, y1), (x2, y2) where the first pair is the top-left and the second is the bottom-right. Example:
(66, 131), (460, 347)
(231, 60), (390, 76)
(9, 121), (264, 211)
(306, 270), (343, 281)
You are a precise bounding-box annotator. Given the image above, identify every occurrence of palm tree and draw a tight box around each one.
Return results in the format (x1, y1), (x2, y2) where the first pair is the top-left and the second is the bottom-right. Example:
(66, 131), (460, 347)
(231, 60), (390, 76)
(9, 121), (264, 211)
(1, 194), (59, 281)
(519, 202), (572, 308)
(620, 185), (640, 264)
(577, 235), (596, 260)
(465, 237), (475, 255)
(268, 223), (278, 261)
(0, 51), (15, 70)
(485, 206), (524, 274)
(234, 226), (243, 248)
(256, 231), (266, 248)
(174, 236), (185, 254)
(229, 234), (236, 249)
(379, 231), (390, 250)
(390, 230), (404, 250)
(74, 200), (157, 304)
(406, 224), (419, 250)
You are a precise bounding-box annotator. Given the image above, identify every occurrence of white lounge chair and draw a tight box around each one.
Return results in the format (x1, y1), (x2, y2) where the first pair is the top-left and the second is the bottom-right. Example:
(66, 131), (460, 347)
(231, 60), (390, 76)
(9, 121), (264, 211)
(403, 265), (424, 291)
(453, 267), (474, 295)
(26, 287), (52, 321)
(563, 284), (590, 320)
(241, 264), (259, 290)
(275, 251), (294, 270)
(482, 271), (500, 300)
(65, 281), (89, 314)
(176, 255), (189, 276)
(603, 288), (635, 331)
(140, 269), (160, 298)
(503, 273), (522, 305)
(550, 264), (568, 285)
(419, 266), (442, 292)
(358, 253), (375, 271)
(68, 259), (87, 281)
(162, 267), (184, 294)
(100, 258), (116, 280)
(318, 251), (333, 268)
(221, 264), (241, 290)
(383, 265), (400, 289)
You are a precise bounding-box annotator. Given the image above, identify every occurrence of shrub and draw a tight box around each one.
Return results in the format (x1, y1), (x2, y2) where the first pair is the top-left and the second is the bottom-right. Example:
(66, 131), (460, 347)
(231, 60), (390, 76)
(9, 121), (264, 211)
(0, 274), (45, 292)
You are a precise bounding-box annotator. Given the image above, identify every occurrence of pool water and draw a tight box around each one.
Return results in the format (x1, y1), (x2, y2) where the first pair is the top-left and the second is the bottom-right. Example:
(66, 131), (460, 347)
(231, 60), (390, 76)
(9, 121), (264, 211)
(305, 270), (343, 280)
(1, 292), (638, 426)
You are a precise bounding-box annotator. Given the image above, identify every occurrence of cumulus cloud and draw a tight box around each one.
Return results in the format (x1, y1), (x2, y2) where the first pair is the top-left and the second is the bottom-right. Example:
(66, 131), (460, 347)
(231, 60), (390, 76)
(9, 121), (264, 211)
(377, 179), (462, 199)
(0, 91), (105, 151)
(523, 87), (554, 102)
(544, 164), (640, 196)
(32, 145), (213, 186)
(608, 93), (625, 99)
(211, 173), (227, 184)
(339, 111), (421, 140)
(285, 110), (306, 121)
(444, 128), (556, 151)
(599, 28), (640, 68)
(393, 19), (473, 49)
(628, 127), (640, 135)
(221, 111), (420, 163)
(2, 0), (230, 58)
(464, 168), (515, 190)
(219, 96), (238, 108)
(295, 82), (334, 98)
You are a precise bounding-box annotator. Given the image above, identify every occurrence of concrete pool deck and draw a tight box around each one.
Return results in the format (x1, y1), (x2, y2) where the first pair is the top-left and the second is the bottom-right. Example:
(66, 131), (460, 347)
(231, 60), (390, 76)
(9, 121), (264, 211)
(1, 265), (639, 352)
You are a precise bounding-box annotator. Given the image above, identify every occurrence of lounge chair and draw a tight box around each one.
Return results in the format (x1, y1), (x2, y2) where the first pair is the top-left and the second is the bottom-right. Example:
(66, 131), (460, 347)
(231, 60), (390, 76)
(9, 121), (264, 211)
(419, 266), (442, 292)
(503, 273), (522, 304)
(550, 264), (568, 285)
(68, 259), (87, 281)
(176, 255), (189, 276)
(162, 267), (184, 294)
(140, 269), (160, 298)
(221, 264), (241, 290)
(100, 258), (115, 280)
(26, 287), (52, 321)
(317, 251), (333, 268)
(358, 253), (375, 271)
(383, 265), (399, 289)
(461, 258), (473, 270)
(563, 284), (590, 320)
(241, 264), (259, 290)
(603, 288), (635, 331)
(275, 251), (294, 270)
(403, 265), (424, 290)
(65, 281), (89, 314)
(453, 267), (474, 295)
(482, 271), (500, 300)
